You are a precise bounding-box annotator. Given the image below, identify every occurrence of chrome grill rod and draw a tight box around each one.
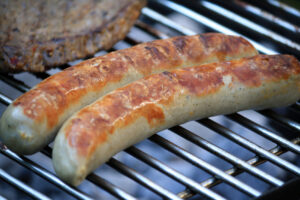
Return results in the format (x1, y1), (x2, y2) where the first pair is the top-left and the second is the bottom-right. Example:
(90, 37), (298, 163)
(199, 119), (300, 176)
(169, 126), (284, 186)
(178, 137), (300, 199)
(107, 158), (183, 200)
(226, 113), (300, 154)
(257, 110), (300, 132)
(125, 146), (226, 200)
(0, 168), (50, 200)
(150, 135), (261, 197)
(152, 0), (277, 55)
(201, 1), (300, 51)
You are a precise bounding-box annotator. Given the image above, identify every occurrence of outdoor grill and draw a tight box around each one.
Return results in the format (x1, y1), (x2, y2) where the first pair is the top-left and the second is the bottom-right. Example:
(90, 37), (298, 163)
(0, 0), (300, 199)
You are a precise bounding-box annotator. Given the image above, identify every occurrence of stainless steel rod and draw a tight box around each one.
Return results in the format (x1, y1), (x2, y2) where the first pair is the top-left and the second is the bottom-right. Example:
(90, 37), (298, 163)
(135, 20), (169, 39)
(0, 146), (93, 200)
(0, 75), (30, 93)
(199, 118), (300, 176)
(177, 138), (300, 199)
(0, 93), (12, 105)
(141, 7), (195, 35)
(87, 174), (137, 200)
(170, 126), (284, 186)
(258, 110), (300, 132)
(267, 0), (300, 17)
(0, 168), (51, 200)
(233, 0), (300, 33)
(126, 146), (226, 200)
(107, 158), (183, 200)
(201, 1), (300, 51)
(155, 0), (277, 55)
(150, 135), (261, 197)
(226, 113), (300, 154)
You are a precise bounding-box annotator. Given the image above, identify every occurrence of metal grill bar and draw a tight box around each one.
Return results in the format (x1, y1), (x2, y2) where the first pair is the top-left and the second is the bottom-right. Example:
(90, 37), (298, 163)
(292, 102), (300, 110)
(232, 0), (300, 33)
(0, 75), (29, 93)
(125, 146), (225, 200)
(266, 0), (300, 18)
(150, 135), (261, 197)
(226, 113), (300, 154)
(107, 158), (182, 200)
(0, 146), (93, 200)
(0, 94), (12, 105)
(201, 1), (300, 51)
(257, 110), (300, 132)
(135, 20), (169, 39)
(0, 168), (50, 200)
(201, 137), (300, 187)
(199, 119), (300, 176)
(86, 174), (137, 200)
(178, 137), (300, 199)
(155, 0), (277, 54)
(169, 126), (284, 186)
(142, 8), (195, 36)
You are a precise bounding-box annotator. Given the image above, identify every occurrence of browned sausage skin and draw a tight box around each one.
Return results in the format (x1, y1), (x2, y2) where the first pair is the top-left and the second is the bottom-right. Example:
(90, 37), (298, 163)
(0, 33), (257, 155)
(53, 54), (300, 186)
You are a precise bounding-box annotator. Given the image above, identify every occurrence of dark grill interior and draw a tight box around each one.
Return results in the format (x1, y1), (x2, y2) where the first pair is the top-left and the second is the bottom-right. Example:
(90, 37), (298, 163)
(0, 0), (300, 199)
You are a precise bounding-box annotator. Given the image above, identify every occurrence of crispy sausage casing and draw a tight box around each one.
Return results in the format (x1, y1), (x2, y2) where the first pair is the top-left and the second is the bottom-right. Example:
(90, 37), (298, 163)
(53, 54), (300, 186)
(0, 33), (257, 154)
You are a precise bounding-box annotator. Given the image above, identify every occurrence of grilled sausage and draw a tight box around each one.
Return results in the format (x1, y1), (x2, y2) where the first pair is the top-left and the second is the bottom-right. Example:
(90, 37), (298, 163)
(53, 54), (300, 186)
(0, 33), (257, 155)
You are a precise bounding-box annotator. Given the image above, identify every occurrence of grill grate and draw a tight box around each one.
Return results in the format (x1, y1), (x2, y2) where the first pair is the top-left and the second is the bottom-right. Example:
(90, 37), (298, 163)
(1, 0), (300, 199)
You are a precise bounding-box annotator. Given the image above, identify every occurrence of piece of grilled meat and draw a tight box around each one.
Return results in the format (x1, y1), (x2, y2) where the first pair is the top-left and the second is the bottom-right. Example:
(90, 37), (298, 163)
(0, 0), (146, 73)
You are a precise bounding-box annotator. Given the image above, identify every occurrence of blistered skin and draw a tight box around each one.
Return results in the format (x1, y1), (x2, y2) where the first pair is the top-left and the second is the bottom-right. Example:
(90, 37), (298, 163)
(0, 33), (258, 155)
(53, 54), (300, 186)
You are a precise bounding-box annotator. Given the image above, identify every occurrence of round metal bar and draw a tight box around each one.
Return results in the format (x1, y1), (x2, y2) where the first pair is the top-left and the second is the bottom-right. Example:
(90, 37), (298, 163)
(177, 138), (300, 199)
(87, 174), (137, 200)
(135, 20), (169, 39)
(0, 168), (51, 200)
(126, 146), (226, 200)
(199, 118), (300, 176)
(201, 1), (300, 51)
(155, 0), (277, 54)
(150, 135), (261, 197)
(257, 110), (300, 132)
(0, 75), (30, 93)
(0, 146), (93, 200)
(0, 93), (12, 105)
(226, 113), (300, 154)
(107, 158), (183, 200)
(267, 0), (300, 17)
(141, 7), (195, 35)
(169, 126), (284, 186)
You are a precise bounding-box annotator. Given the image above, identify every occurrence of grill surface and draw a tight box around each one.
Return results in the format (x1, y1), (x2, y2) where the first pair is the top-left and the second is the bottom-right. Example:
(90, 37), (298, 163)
(0, 0), (300, 199)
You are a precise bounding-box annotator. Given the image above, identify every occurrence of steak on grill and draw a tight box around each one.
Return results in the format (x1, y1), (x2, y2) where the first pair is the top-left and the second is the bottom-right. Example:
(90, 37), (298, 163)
(0, 0), (146, 73)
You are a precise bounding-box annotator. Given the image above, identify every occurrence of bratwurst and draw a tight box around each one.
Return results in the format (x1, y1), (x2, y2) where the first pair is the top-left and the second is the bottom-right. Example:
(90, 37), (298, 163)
(0, 33), (257, 154)
(53, 54), (300, 186)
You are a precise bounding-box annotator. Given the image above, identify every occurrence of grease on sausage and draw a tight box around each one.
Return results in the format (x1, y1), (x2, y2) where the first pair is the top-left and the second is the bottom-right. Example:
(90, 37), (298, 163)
(53, 54), (300, 186)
